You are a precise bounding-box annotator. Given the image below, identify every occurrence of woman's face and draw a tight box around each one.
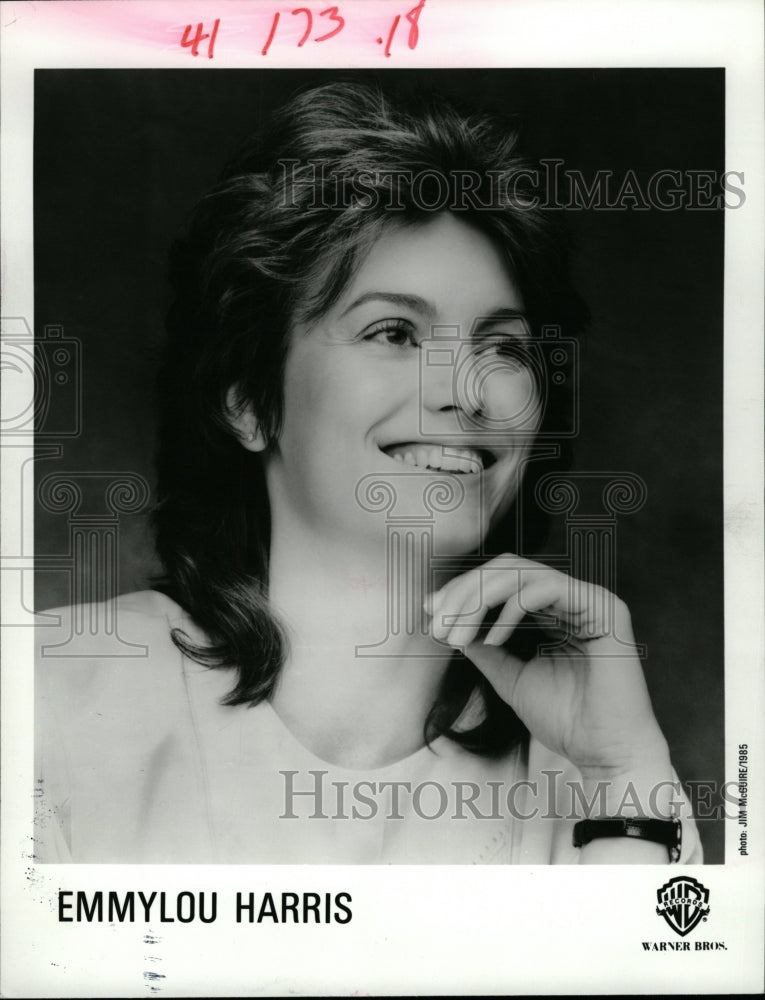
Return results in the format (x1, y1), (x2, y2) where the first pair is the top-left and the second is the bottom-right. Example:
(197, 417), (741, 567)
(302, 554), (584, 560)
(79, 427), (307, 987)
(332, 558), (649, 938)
(262, 212), (541, 554)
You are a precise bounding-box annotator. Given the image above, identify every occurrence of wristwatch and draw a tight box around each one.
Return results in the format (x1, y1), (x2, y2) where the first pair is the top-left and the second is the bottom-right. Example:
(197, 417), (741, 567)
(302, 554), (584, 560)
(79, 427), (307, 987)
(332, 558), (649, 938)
(573, 817), (682, 863)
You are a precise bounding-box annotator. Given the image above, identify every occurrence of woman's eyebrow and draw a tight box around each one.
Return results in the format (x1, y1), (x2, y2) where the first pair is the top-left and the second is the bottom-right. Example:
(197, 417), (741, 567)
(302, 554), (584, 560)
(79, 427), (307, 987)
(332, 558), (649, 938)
(339, 291), (436, 319)
(473, 308), (530, 334)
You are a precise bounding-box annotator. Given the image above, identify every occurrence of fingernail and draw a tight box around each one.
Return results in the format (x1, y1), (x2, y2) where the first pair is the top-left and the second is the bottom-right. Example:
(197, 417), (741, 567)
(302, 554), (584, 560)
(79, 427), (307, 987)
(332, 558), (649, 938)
(429, 615), (447, 640)
(446, 627), (462, 648)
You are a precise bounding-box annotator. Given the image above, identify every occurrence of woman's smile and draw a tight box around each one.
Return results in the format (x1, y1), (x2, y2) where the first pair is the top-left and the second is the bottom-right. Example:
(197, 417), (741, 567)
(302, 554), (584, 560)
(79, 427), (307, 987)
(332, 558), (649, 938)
(381, 441), (496, 474)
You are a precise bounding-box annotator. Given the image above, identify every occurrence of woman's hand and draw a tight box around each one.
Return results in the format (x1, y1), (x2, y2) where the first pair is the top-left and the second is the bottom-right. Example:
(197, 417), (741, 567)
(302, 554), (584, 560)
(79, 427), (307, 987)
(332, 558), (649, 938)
(426, 554), (671, 784)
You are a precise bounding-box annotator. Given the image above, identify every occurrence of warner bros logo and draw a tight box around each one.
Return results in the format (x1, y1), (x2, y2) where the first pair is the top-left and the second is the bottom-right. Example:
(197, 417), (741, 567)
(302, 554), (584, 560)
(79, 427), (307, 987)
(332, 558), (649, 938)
(655, 876), (711, 937)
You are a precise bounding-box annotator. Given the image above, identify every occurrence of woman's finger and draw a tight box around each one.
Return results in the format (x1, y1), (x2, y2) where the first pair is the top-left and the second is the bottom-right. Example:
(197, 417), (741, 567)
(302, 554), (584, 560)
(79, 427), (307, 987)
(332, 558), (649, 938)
(429, 555), (554, 627)
(427, 555), (626, 649)
(461, 638), (528, 705)
(430, 599), (490, 648)
(432, 572), (547, 647)
(483, 580), (563, 646)
(427, 552), (541, 617)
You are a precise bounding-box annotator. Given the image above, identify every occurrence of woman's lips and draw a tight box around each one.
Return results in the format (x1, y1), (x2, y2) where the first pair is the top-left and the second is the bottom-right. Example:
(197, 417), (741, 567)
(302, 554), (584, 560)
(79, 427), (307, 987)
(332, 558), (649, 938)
(381, 442), (496, 474)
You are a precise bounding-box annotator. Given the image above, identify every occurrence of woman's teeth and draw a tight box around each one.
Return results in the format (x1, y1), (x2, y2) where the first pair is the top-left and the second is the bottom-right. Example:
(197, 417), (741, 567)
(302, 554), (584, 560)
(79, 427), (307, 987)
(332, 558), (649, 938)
(384, 443), (484, 474)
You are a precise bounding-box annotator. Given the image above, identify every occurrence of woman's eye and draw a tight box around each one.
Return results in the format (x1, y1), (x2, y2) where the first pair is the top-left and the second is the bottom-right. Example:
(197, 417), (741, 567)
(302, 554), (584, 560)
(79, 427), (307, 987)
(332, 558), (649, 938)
(362, 319), (418, 349)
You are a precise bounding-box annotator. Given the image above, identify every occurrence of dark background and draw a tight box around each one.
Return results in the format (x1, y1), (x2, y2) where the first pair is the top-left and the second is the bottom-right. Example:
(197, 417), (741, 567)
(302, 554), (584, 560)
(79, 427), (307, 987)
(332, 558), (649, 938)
(34, 69), (725, 861)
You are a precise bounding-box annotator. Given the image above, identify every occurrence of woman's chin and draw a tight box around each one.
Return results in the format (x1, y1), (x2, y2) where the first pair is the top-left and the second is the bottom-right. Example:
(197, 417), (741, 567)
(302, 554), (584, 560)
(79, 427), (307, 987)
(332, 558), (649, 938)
(429, 509), (491, 555)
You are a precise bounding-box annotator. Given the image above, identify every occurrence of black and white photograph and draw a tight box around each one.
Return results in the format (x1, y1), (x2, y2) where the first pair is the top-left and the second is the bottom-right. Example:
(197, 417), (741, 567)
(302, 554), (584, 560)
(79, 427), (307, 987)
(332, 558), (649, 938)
(1, 1), (763, 996)
(32, 66), (724, 866)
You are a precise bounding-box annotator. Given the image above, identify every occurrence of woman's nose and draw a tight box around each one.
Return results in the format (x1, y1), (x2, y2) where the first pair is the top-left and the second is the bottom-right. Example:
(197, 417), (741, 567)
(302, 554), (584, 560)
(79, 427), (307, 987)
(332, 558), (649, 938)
(419, 340), (465, 415)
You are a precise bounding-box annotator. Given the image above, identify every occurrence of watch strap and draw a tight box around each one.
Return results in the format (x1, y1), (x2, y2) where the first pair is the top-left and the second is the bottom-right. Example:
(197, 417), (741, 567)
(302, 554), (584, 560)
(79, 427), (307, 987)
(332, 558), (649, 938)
(573, 817), (682, 863)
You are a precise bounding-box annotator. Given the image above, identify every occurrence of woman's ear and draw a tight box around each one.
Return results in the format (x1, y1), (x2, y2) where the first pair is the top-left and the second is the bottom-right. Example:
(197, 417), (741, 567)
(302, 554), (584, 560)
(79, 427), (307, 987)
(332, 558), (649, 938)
(225, 387), (267, 452)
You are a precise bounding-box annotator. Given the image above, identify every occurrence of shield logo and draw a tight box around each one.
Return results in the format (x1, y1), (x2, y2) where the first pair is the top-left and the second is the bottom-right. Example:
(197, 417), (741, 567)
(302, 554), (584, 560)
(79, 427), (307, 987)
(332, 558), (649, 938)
(656, 876), (710, 937)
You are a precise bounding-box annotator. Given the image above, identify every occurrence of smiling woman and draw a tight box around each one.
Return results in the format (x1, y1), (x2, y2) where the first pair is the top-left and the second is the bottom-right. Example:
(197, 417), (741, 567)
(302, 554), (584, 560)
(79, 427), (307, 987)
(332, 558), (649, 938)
(35, 80), (702, 864)
(249, 215), (540, 562)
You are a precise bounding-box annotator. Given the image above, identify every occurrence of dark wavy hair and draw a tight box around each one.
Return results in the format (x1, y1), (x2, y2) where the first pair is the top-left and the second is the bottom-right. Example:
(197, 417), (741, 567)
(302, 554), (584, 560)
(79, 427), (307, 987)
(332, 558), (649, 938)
(153, 80), (587, 757)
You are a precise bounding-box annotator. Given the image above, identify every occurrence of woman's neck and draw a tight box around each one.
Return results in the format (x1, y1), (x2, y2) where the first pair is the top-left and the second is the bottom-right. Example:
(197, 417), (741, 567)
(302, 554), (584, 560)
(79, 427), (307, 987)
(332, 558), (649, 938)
(266, 519), (454, 769)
